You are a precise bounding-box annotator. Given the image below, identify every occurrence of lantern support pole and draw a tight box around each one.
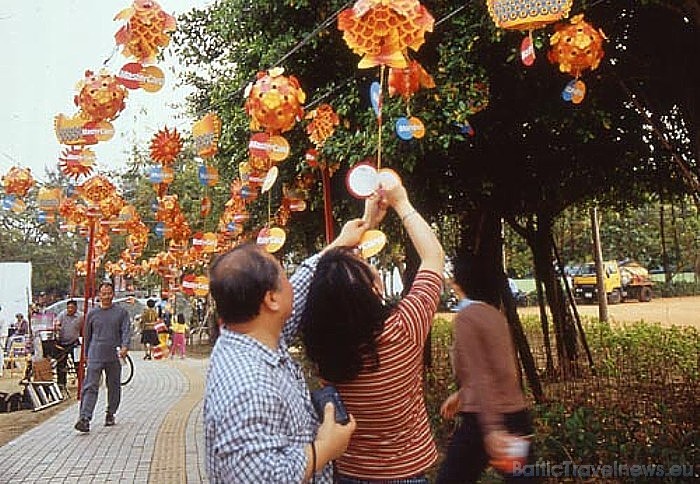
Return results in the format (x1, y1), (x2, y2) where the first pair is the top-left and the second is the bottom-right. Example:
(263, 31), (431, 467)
(77, 215), (97, 399)
(321, 166), (334, 244)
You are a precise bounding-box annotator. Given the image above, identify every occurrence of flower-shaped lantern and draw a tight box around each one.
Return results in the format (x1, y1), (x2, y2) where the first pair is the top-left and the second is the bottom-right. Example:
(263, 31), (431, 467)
(486, 0), (574, 66)
(548, 14), (606, 104)
(150, 127), (182, 165)
(59, 147), (96, 180)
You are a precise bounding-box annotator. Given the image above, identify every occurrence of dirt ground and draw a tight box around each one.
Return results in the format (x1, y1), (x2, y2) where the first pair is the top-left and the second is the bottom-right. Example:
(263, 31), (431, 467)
(1, 297), (698, 448)
(517, 294), (700, 329)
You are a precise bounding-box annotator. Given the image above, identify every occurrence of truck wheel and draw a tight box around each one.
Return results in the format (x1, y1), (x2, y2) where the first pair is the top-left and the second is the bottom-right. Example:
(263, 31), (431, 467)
(639, 286), (653, 302)
(608, 289), (622, 304)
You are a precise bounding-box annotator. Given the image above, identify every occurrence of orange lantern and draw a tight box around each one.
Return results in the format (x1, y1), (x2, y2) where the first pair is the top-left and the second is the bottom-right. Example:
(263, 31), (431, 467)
(548, 14), (606, 78)
(149, 127), (182, 165)
(74, 70), (128, 123)
(548, 14), (606, 103)
(305, 104), (340, 149)
(338, 0), (434, 69)
(79, 175), (116, 204)
(244, 67), (306, 134)
(387, 60), (435, 100)
(59, 147), (96, 180)
(114, 0), (177, 64)
(2, 166), (35, 197)
(192, 113), (222, 158)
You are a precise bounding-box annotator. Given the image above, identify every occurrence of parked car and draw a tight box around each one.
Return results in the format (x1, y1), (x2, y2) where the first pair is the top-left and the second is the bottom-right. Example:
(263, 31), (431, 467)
(38, 297), (146, 331)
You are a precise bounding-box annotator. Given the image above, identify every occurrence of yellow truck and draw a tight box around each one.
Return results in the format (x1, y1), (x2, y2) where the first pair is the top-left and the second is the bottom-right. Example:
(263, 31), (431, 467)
(573, 260), (654, 304)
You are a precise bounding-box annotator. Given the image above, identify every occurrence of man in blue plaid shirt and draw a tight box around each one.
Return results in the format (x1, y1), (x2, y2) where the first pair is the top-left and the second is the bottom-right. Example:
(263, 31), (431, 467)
(205, 220), (368, 483)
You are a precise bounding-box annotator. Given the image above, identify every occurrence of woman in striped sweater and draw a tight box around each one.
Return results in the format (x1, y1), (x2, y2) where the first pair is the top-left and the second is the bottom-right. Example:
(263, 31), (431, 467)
(301, 182), (444, 483)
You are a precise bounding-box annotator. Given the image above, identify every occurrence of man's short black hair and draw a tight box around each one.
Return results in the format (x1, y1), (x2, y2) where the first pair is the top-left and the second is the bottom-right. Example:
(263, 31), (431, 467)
(67, 300), (77, 307)
(209, 243), (282, 325)
(147, 299), (156, 308)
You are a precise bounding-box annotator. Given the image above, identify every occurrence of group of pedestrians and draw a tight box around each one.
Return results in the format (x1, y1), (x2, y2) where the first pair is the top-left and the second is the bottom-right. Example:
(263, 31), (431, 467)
(203, 180), (535, 483)
(138, 298), (189, 360)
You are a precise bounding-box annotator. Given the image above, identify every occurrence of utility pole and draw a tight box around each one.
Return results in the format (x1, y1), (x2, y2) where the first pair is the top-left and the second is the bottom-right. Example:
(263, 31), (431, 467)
(590, 206), (608, 323)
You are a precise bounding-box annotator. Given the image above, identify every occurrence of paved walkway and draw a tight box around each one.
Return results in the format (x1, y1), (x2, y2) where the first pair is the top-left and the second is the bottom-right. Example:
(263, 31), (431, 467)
(0, 352), (209, 483)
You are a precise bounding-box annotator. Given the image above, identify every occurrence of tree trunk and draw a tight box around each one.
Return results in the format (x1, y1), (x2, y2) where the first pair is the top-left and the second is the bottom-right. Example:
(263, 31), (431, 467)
(515, 215), (579, 377)
(461, 210), (543, 402)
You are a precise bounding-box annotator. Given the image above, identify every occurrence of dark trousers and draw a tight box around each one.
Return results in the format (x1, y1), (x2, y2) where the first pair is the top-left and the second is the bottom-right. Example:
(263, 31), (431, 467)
(79, 360), (122, 420)
(436, 410), (536, 484)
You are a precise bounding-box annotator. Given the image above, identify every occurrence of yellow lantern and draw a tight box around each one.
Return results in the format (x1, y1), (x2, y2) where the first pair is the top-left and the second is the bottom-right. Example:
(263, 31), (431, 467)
(486, 0), (574, 66)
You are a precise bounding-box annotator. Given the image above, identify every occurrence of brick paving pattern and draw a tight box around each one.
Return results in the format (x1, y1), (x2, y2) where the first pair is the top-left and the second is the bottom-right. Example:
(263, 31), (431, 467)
(0, 352), (208, 484)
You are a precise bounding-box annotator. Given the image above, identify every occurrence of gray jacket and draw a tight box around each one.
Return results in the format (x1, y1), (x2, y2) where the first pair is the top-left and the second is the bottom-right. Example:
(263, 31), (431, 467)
(84, 305), (130, 363)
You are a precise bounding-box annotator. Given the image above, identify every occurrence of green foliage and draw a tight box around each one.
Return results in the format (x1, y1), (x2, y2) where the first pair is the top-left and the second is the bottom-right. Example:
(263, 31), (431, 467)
(426, 316), (699, 478)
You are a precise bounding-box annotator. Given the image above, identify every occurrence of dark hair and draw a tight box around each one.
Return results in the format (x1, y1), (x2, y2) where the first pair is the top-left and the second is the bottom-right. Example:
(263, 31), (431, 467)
(147, 299), (156, 308)
(177, 313), (185, 324)
(66, 300), (77, 307)
(453, 250), (501, 307)
(209, 243), (282, 324)
(98, 281), (114, 291)
(301, 248), (389, 383)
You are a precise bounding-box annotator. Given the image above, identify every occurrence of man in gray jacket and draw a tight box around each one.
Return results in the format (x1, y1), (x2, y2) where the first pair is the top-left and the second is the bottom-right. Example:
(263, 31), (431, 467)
(75, 282), (130, 432)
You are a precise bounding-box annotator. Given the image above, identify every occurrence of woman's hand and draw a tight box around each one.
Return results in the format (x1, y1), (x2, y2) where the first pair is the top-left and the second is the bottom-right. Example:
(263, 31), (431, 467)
(363, 193), (388, 229)
(326, 219), (369, 252)
(440, 391), (460, 419)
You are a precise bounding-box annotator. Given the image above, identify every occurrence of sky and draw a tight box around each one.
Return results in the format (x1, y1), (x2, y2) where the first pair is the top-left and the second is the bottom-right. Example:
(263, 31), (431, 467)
(0, 0), (212, 182)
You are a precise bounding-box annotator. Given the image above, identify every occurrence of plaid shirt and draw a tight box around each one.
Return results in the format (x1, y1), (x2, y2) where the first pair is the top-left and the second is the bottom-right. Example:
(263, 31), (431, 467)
(205, 254), (331, 483)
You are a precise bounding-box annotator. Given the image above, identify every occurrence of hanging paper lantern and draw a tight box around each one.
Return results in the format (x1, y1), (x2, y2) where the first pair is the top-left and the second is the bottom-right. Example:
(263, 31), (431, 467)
(74, 70), (128, 123)
(59, 147), (96, 180)
(149, 127), (182, 165)
(305, 104), (340, 148)
(2, 166), (35, 197)
(244, 67), (306, 134)
(54, 114), (115, 146)
(79, 175), (116, 204)
(486, 0), (573, 31)
(192, 113), (222, 158)
(548, 14), (607, 79)
(37, 187), (63, 213)
(486, 0), (574, 66)
(114, 0), (177, 64)
(337, 0), (434, 69)
(387, 60), (435, 99)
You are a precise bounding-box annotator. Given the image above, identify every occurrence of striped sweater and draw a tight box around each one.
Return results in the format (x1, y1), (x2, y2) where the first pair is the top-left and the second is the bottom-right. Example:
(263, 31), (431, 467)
(334, 270), (442, 479)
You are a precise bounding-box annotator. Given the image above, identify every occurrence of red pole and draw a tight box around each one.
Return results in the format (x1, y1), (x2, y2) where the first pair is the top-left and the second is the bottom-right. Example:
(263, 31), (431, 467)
(77, 215), (96, 399)
(321, 166), (334, 244)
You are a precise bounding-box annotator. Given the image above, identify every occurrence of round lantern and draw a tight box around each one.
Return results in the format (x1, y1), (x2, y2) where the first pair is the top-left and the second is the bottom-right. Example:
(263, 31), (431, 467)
(244, 67), (306, 134)
(548, 14), (606, 103)
(2, 166), (35, 197)
(548, 14), (606, 78)
(74, 70), (128, 123)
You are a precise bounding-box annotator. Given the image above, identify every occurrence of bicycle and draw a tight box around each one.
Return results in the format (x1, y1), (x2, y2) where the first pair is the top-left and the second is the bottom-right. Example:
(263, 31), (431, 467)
(49, 344), (134, 387)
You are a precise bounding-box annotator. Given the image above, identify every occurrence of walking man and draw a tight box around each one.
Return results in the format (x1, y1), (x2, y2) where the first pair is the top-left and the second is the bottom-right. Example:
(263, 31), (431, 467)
(74, 282), (130, 432)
